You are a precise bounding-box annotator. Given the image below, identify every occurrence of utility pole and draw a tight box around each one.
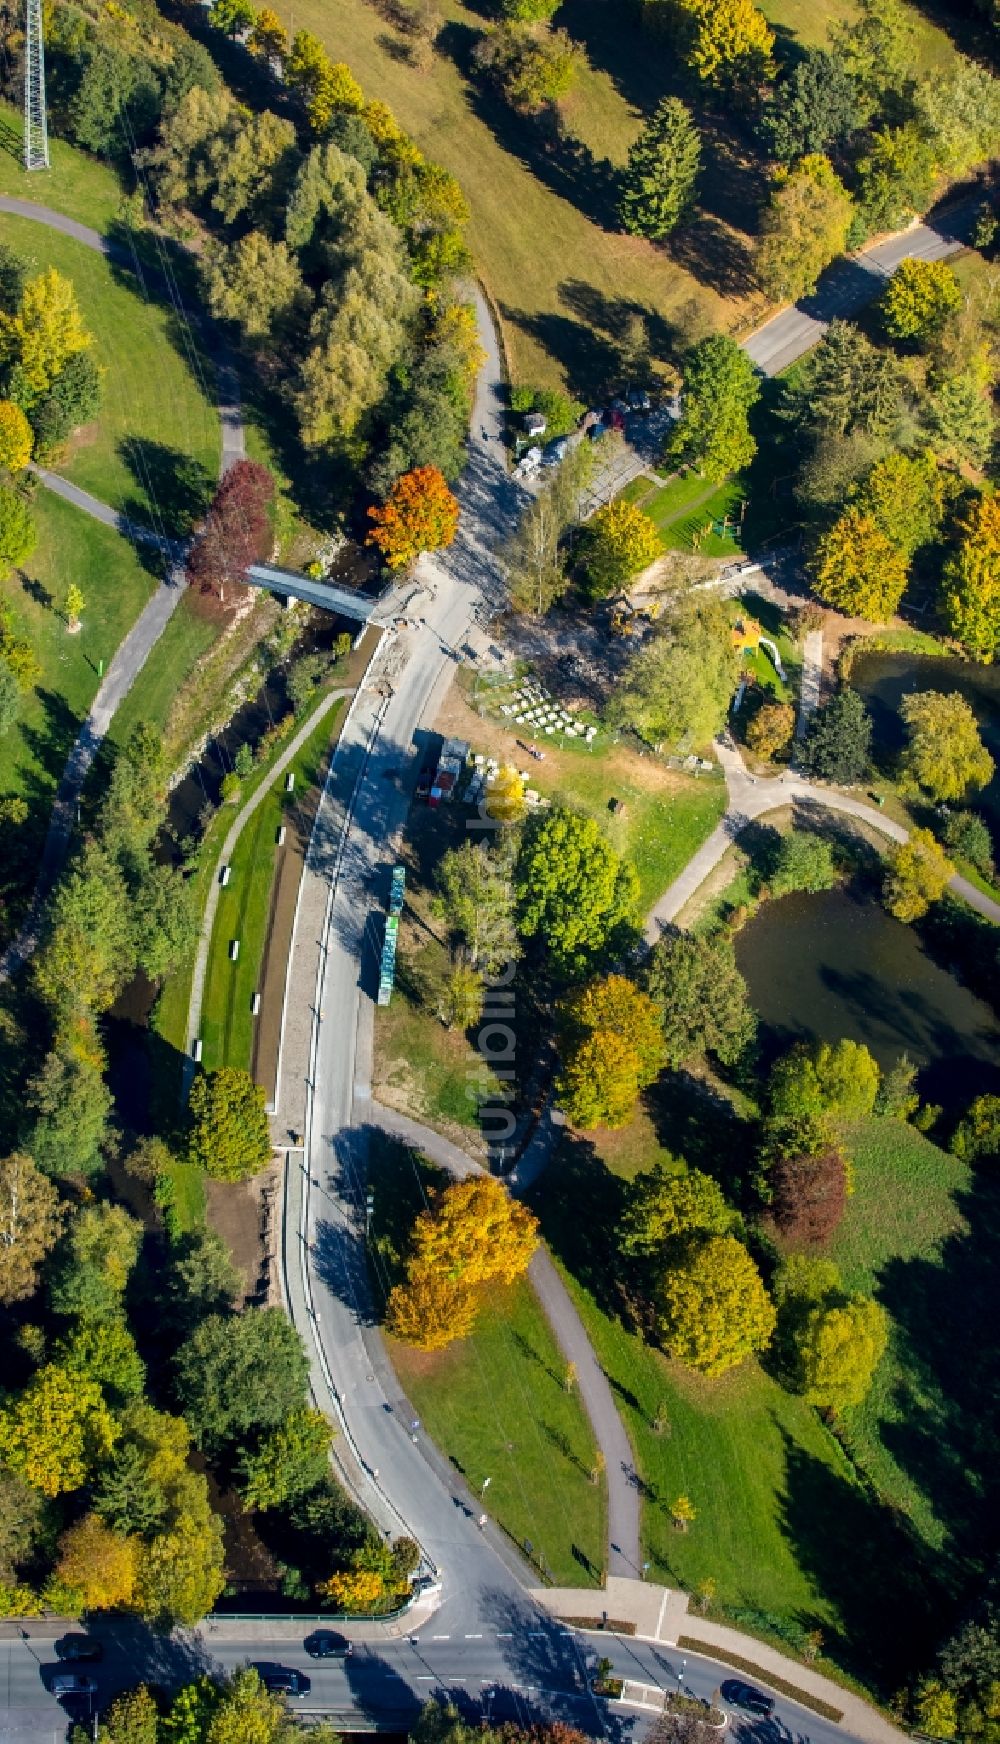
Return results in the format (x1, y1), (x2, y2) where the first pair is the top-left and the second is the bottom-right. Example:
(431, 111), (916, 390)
(24, 0), (49, 171)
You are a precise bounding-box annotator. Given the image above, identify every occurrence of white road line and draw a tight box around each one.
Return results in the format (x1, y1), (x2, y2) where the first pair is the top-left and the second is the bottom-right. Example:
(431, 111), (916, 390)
(465, 1633), (484, 1639)
(432, 1634), (450, 1640)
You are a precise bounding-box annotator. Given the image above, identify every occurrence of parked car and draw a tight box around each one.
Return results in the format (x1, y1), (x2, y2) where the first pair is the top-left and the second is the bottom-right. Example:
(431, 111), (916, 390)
(49, 1672), (99, 1697)
(304, 1630), (353, 1660)
(257, 1667), (311, 1697)
(720, 1680), (775, 1716)
(626, 386), (651, 411)
(56, 1636), (103, 1663)
(541, 437), (569, 466)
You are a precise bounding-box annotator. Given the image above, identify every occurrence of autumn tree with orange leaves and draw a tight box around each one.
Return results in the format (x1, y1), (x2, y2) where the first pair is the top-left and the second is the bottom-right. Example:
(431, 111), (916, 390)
(386, 1174), (538, 1350)
(367, 465), (459, 570)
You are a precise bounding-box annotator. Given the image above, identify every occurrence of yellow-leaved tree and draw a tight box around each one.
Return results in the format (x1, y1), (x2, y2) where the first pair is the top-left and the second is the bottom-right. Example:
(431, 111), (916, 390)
(320, 1567), (386, 1611)
(675, 0), (774, 86)
(0, 268), (93, 402)
(55, 1512), (139, 1611)
(883, 828), (954, 923)
(810, 508), (909, 621)
(557, 973), (666, 1129)
(655, 1234), (775, 1376)
(0, 1364), (117, 1495)
(386, 1176), (539, 1350)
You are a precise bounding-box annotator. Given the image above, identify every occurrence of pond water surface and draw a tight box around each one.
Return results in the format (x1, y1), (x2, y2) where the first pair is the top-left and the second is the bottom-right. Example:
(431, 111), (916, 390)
(735, 886), (1000, 1109)
(852, 652), (1000, 837)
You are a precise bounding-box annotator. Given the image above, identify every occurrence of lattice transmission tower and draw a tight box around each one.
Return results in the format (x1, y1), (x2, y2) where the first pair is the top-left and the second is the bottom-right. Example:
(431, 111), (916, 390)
(24, 0), (49, 171)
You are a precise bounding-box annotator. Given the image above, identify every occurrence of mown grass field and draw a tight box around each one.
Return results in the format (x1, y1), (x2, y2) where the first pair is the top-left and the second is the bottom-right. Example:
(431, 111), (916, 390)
(1, 490), (158, 921)
(0, 102), (125, 231)
(199, 701), (343, 1073)
(369, 1134), (606, 1585)
(0, 213), (219, 519)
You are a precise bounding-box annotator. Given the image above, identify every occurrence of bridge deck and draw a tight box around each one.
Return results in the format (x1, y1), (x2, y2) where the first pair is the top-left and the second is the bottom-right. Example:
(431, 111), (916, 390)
(247, 562), (383, 622)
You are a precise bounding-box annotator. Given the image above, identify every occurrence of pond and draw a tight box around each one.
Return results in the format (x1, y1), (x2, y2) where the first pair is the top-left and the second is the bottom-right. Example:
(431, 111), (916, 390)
(852, 652), (1000, 838)
(735, 886), (1000, 1110)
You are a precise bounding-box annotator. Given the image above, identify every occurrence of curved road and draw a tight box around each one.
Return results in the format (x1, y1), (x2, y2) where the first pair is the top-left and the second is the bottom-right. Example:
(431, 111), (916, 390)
(0, 195), (242, 982)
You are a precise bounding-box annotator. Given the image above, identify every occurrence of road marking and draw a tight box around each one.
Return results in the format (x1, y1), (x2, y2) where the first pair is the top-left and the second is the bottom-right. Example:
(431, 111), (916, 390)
(465, 1633), (484, 1639)
(496, 1632), (514, 1639)
(655, 1589), (670, 1641)
(432, 1634), (450, 1640)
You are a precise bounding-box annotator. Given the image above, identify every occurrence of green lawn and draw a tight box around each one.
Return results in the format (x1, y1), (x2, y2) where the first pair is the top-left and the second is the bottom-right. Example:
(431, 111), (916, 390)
(0, 102), (127, 232)
(375, 977), (488, 1133)
(829, 1119), (979, 1551)
(200, 701), (344, 1073)
(0, 213), (219, 519)
(106, 593), (219, 751)
(530, 1114), (961, 1693)
(157, 1158), (207, 1239)
(369, 1134), (605, 1585)
(1, 490), (157, 922)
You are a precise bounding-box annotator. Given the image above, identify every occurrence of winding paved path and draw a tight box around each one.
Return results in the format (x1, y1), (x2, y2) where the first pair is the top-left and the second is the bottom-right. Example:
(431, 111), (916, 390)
(0, 196), (243, 982)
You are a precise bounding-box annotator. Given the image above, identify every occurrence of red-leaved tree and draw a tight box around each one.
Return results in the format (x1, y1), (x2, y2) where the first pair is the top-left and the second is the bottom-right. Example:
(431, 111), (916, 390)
(769, 1147), (847, 1246)
(186, 460), (274, 603)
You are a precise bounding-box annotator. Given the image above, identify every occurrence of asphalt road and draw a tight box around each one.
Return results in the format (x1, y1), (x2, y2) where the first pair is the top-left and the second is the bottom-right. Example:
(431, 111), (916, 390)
(743, 200), (977, 375)
(1, 1616), (855, 1744)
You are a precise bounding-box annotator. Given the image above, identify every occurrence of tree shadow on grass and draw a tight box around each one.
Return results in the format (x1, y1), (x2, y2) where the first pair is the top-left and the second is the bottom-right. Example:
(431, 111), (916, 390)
(527, 1129), (627, 1318)
(644, 1068), (754, 1200)
(774, 1422), (942, 1693)
(118, 437), (214, 538)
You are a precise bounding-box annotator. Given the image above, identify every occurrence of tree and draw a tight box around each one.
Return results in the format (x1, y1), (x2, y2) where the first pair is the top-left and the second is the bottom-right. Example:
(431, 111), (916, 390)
(320, 1565), (386, 1610)
(883, 827), (954, 923)
(801, 686), (873, 784)
(434, 838), (519, 977)
(474, 23), (582, 111)
(204, 232), (303, 340)
(645, 929), (756, 1068)
(48, 1202), (142, 1321)
(619, 97), (701, 240)
(88, 1685), (160, 1744)
(672, 0), (775, 88)
(926, 366), (995, 472)
(0, 1364), (117, 1495)
(186, 460), (274, 604)
(810, 508), (909, 621)
(668, 335), (760, 482)
(832, 0), (908, 113)
(187, 1066), (272, 1181)
(484, 764), (526, 823)
(769, 1038), (880, 1122)
(0, 1152), (64, 1304)
(783, 319), (904, 441)
(174, 1308), (310, 1452)
(406, 1175), (538, 1290)
(769, 832), (836, 897)
(670, 1494), (697, 1530)
(58, 1317), (146, 1405)
(203, 1668), (290, 1744)
(746, 700), (795, 758)
(0, 400), (32, 471)
(850, 450), (944, 564)
(882, 258), (962, 344)
(618, 1163), (730, 1257)
(440, 964), (484, 1030)
(514, 807), (638, 977)
(238, 1408), (331, 1510)
(760, 48), (861, 164)
(506, 442), (593, 613)
(132, 862), (200, 982)
(249, 7), (289, 58)
(0, 486), (36, 577)
(950, 1094), (1000, 1164)
(33, 839), (134, 1015)
(913, 1681), (959, 1740)
(580, 499), (661, 598)
(610, 598), (741, 749)
(501, 0), (560, 16)
(385, 1266), (480, 1350)
(654, 1234), (775, 1376)
(64, 583), (84, 632)
(794, 1294), (889, 1412)
(367, 465), (459, 569)
(26, 1025), (113, 1177)
(0, 1466), (44, 1589)
(93, 1442), (168, 1538)
(942, 495), (1000, 663)
(855, 124), (937, 233)
(556, 974), (666, 1129)
(900, 692), (994, 803)
(757, 154), (854, 304)
(55, 1513), (138, 1612)
(769, 1147), (849, 1245)
(0, 267), (93, 405)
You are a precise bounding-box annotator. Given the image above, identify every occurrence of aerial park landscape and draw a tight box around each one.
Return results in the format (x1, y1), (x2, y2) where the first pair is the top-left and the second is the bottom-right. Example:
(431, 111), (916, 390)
(0, 0), (999, 1740)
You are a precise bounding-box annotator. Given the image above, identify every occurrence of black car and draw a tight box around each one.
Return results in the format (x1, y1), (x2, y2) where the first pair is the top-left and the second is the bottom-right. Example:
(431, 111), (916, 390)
(258, 1667), (311, 1698)
(49, 1671), (99, 1697)
(721, 1680), (776, 1717)
(304, 1630), (353, 1660)
(56, 1635), (103, 1663)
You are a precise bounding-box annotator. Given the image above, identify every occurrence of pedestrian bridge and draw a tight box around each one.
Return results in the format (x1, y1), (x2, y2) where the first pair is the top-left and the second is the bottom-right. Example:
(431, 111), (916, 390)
(246, 561), (391, 623)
